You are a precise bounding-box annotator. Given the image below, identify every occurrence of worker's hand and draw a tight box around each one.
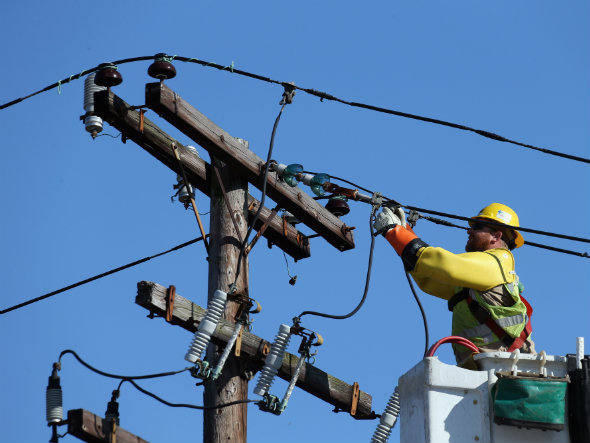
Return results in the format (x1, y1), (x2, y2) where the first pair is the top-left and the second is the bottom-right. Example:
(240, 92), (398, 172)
(373, 206), (406, 235)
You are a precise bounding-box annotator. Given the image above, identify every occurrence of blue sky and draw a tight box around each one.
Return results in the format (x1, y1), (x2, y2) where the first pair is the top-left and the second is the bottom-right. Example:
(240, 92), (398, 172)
(1, 1), (588, 442)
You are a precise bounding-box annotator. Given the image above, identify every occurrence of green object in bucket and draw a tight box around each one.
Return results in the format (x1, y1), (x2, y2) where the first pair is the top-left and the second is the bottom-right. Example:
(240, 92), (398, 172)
(492, 373), (568, 431)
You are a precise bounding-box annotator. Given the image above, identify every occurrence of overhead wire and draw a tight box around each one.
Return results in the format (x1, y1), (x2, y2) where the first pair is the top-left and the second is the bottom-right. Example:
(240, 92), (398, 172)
(296, 204), (377, 320)
(304, 172), (590, 254)
(58, 350), (254, 412)
(1, 54), (588, 164)
(58, 349), (190, 380)
(122, 379), (256, 411)
(0, 235), (209, 315)
(405, 271), (429, 358)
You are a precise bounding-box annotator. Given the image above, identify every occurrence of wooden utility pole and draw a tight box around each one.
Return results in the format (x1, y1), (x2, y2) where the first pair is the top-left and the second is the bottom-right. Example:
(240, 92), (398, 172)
(204, 154), (249, 443)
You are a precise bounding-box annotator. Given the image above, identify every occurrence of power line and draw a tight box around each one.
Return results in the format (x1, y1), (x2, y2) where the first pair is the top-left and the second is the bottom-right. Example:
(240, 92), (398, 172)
(1, 54), (588, 164)
(0, 235), (208, 315)
(312, 173), (590, 249)
(124, 379), (257, 411)
(296, 204), (377, 320)
(419, 214), (590, 259)
(57, 349), (256, 411)
(58, 350), (190, 380)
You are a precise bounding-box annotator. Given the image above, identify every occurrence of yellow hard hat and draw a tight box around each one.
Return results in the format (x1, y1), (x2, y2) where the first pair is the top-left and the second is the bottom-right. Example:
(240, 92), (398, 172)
(469, 203), (524, 249)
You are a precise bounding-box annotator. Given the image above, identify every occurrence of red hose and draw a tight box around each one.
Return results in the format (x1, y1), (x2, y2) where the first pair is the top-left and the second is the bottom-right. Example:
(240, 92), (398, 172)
(426, 336), (480, 357)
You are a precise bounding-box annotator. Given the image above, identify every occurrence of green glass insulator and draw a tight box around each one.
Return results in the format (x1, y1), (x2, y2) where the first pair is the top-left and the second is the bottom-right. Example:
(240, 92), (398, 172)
(310, 173), (330, 196)
(282, 164), (303, 187)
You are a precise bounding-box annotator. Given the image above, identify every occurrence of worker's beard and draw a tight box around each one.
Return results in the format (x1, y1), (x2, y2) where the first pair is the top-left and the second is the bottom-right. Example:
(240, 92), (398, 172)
(465, 235), (488, 252)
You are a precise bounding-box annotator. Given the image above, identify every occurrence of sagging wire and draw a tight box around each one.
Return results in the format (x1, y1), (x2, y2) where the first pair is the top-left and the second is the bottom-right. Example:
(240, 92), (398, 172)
(230, 85), (295, 293)
(0, 235), (210, 315)
(1, 54), (587, 164)
(58, 350), (190, 380)
(118, 379), (256, 411)
(296, 201), (378, 321)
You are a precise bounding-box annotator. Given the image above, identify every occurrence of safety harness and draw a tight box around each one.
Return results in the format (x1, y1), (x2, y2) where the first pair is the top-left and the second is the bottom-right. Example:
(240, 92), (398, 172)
(447, 252), (533, 352)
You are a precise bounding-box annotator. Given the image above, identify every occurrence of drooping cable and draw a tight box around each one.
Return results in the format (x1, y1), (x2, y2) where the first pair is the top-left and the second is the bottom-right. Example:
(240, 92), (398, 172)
(296, 204), (377, 320)
(122, 379), (256, 411)
(0, 235), (209, 315)
(58, 350), (190, 380)
(404, 271), (429, 358)
(1, 54), (587, 164)
(231, 103), (286, 290)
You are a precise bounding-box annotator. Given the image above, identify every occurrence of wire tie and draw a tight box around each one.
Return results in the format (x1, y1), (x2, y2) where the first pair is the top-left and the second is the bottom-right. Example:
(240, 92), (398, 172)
(57, 81), (62, 95)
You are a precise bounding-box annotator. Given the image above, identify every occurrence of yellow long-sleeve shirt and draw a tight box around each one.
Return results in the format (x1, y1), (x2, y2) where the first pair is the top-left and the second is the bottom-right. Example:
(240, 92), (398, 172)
(410, 247), (516, 300)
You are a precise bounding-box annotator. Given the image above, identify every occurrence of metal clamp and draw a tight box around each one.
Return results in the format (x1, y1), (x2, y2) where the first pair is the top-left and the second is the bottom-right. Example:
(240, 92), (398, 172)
(279, 82), (296, 105)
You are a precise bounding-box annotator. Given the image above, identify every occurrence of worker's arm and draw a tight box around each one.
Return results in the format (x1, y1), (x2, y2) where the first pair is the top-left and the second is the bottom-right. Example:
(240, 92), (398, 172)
(382, 226), (514, 300)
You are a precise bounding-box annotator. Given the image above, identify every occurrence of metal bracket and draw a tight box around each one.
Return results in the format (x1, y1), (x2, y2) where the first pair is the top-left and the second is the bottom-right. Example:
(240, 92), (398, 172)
(350, 382), (360, 417)
(165, 285), (176, 323)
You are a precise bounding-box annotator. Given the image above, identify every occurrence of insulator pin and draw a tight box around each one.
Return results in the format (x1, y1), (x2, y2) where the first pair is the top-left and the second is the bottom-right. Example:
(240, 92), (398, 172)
(185, 290), (227, 363)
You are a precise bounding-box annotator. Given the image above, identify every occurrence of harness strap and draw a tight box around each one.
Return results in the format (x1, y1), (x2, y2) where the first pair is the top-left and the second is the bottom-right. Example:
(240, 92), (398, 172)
(448, 288), (470, 312)
(464, 293), (533, 351)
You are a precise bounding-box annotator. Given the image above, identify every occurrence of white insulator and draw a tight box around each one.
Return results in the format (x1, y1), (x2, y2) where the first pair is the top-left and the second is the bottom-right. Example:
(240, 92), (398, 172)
(185, 290), (227, 363)
(254, 324), (292, 396)
(370, 386), (400, 443)
(46, 388), (63, 423)
(177, 174), (194, 205)
(185, 145), (199, 157)
(83, 73), (106, 137)
(83, 73), (105, 112)
(299, 173), (314, 186)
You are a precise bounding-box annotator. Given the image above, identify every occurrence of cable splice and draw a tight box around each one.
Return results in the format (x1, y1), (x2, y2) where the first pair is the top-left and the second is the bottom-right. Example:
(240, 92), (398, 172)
(1, 54), (587, 164)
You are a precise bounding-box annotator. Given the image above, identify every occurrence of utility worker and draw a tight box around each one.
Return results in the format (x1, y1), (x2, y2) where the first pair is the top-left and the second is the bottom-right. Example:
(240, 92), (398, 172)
(374, 203), (535, 369)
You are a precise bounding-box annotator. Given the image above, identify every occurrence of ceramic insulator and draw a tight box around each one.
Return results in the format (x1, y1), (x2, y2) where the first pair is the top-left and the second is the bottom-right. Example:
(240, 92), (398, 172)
(185, 290), (227, 363)
(370, 386), (400, 443)
(46, 387), (63, 423)
(253, 324), (292, 396)
(83, 73), (106, 136)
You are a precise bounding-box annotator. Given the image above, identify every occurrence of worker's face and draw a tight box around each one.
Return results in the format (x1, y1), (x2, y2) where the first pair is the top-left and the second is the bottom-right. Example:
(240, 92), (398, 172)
(465, 222), (498, 252)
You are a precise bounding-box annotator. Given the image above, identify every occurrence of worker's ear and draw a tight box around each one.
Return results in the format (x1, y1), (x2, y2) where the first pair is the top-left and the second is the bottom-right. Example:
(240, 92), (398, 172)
(491, 230), (503, 242)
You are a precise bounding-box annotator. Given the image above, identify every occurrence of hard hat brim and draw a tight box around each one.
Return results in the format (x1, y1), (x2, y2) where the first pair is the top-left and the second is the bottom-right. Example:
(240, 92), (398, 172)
(469, 216), (524, 249)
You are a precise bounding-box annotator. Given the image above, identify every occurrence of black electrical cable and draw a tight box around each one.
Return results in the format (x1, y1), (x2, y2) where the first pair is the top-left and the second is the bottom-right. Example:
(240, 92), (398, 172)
(399, 203), (590, 244)
(0, 235), (209, 315)
(58, 350), (190, 380)
(310, 171), (590, 249)
(1, 54), (587, 164)
(420, 215), (590, 258)
(123, 379), (256, 411)
(297, 204), (377, 320)
(232, 103), (286, 289)
(404, 271), (429, 358)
